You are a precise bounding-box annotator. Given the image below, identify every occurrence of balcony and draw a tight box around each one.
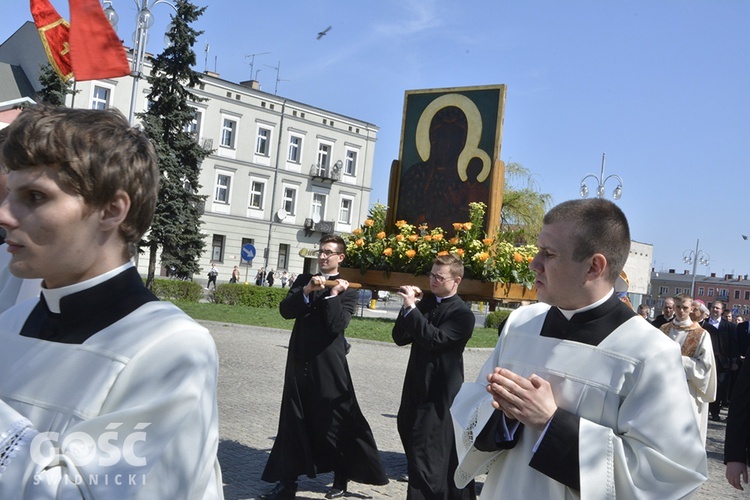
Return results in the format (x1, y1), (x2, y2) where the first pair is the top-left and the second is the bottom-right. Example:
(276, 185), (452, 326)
(309, 160), (342, 184)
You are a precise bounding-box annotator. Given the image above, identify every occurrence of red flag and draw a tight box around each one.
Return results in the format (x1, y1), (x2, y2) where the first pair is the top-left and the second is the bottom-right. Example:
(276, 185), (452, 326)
(30, 0), (74, 82)
(68, 0), (130, 81)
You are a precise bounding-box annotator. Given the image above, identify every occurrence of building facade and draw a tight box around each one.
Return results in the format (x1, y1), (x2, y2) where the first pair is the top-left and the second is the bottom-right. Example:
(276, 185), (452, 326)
(1, 22), (378, 283)
(650, 270), (750, 318)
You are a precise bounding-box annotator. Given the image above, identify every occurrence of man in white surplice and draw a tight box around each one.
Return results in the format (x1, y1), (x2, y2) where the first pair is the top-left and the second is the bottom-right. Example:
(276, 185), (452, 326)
(451, 198), (707, 499)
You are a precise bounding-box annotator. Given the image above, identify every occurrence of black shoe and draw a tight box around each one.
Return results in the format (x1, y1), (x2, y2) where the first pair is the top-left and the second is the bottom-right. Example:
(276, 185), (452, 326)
(326, 476), (348, 499)
(710, 414), (723, 422)
(259, 481), (297, 500)
(396, 473), (409, 483)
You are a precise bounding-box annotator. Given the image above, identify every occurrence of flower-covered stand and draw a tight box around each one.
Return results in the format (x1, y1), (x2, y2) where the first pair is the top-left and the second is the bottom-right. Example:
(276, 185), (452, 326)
(338, 268), (537, 302)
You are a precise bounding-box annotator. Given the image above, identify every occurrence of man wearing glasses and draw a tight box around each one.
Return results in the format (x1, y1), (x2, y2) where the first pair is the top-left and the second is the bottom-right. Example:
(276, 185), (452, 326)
(393, 253), (477, 499)
(261, 234), (387, 500)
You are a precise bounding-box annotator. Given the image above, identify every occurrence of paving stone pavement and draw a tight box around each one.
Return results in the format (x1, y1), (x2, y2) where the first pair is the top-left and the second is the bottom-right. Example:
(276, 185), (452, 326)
(206, 320), (744, 499)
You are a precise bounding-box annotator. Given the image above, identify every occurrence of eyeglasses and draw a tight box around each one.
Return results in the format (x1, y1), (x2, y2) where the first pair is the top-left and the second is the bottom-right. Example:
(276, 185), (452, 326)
(428, 272), (455, 284)
(316, 249), (342, 258)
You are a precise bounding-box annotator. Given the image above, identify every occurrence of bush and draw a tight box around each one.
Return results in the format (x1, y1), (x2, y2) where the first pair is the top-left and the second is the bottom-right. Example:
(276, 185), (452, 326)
(213, 283), (289, 307)
(484, 309), (511, 329)
(149, 278), (204, 302)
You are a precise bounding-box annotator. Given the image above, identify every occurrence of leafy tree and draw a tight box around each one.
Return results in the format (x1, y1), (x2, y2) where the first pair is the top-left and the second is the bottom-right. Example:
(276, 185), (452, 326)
(36, 63), (77, 106)
(497, 162), (551, 244)
(139, 0), (211, 288)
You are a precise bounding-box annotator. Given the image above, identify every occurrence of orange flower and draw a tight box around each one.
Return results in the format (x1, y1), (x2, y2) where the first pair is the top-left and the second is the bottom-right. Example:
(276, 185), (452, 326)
(449, 237), (459, 245)
(453, 222), (463, 231)
(405, 249), (416, 258)
(364, 219), (374, 227)
(513, 252), (524, 263)
(437, 250), (449, 256)
(355, 238), (364, 247)
(462, 222), (473, 231)
(396, 234), (404, 242)
(352, 228), (363, 236)
(477, 251), (490, 262)
(376, 231), (386, 240)
(423, 235), (433, 242)
(395, 220), (407, 227)
(408, 234), (419, 242)
(383, 247), (393, 256)
(432, 233), (444, 241)
(455, 248), (465, 257)
(527, 256), (534, 263)
(482, 238), (493, 246)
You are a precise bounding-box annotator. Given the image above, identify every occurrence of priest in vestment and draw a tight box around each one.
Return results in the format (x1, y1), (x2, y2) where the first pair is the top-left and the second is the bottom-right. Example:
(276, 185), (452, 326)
(451, 198), (707, 499)
(659, 293), (716, 444)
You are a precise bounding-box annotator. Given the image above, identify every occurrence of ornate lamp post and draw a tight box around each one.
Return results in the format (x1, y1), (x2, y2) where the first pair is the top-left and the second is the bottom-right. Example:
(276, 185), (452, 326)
(579, 153), (624, 200)
(683, 239), (710, 297)
(103, 0), (177, 124)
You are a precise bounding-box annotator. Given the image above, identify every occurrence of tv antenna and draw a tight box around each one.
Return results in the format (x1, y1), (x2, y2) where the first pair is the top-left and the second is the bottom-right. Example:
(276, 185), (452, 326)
(266, 61), (289, 95)
(245, 52), (270, 81)
(203, 43), (210, 72)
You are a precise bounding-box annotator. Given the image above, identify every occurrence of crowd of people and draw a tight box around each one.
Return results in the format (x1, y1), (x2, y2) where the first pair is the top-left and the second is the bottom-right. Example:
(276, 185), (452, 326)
(2, 106), (750, 498)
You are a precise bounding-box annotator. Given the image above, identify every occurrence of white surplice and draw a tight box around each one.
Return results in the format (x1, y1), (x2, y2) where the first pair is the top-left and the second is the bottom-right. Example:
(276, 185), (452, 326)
(451, 302), (707, 500)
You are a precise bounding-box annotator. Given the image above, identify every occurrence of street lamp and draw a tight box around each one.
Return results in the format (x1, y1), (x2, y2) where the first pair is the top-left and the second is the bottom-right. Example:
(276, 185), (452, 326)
(579, 152), (624, 200)
(103, 0), (177, 124)
(683, 239), (710, 297)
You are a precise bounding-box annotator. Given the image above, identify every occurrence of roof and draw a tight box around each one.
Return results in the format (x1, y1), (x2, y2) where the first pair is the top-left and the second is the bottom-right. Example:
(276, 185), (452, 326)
(0, 62), (35, 104)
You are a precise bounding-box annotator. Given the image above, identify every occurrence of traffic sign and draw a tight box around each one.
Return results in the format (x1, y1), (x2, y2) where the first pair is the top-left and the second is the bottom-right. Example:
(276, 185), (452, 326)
(241, 243), (256, 262)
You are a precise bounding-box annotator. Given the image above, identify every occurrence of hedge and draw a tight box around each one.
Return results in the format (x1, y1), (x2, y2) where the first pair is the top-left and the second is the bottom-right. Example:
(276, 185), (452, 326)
(484, 309), (512, 329)
(212, 283), (289, 307)
(149, 278), (204, 302)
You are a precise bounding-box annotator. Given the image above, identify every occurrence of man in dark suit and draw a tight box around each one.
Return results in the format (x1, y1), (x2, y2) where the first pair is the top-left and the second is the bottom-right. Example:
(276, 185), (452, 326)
(651, 297), (675, 328)
(724, 351), (750, 490)
(260, 234), (387, 499)
(705, 300), (739, 421)
(393, 253), (477, 499)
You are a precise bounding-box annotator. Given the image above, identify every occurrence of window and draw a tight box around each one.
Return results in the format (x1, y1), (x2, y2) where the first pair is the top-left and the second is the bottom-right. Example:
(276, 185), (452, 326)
(745, 305), (750, 317)
(708, 288), (715, 297)
(282, 186), (297, 215)
(256, 127), (271, 155)
(344, 149), (358, 176)
(745, 291), (750, 300)
(278, 243), (290, 270)
(719, 288), (729, 298)
(312, 193), (326, 220)
(215, 174), (231, 203)
(659, 286), (669, 295)
(212, 234), (225, 262)
(735, 290), (741, 300)
(91, 86), (110, 110)
(220, 118), (237, 148)
(288, 136), (302, 163)
(698, 287), (705, 297)
(317, 143), (331, 174)
(249, 181), (265, 209)
(338, 198), (352, 224)
(185, 109), (203, 139)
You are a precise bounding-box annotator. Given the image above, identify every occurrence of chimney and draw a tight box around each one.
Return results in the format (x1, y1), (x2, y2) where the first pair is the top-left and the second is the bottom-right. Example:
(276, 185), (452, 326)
(203, 70), (220, 78)
(239, 80), (260, 90)
(668, 269), (676, 274)
(683, 270), (690, 275)
(711, 273), (717, 278)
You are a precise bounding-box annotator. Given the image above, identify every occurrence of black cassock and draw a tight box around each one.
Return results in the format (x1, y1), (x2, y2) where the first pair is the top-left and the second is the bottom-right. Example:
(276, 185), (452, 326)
(392, 294), (477, 500)
(262, 273), (387, 486)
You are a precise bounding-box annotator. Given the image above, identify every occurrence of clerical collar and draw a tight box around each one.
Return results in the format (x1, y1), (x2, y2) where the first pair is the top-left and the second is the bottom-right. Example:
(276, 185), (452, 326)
(672, 317), (693, 328)
(318, 271), (339, 280)
(42, 262), (134, 314)
(436, 293), (457, 303)
(557, 289), (614, 320)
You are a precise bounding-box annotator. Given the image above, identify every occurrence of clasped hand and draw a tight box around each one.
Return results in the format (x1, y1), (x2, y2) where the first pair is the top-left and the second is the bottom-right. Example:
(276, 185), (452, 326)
(397, 285), (423, 308)
(303, 276), (349, 297)
(485, 367), (557, 430)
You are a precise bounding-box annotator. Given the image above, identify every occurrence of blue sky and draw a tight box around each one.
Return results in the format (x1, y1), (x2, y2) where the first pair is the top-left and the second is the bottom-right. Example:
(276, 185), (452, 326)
(3, 1), (750, 276)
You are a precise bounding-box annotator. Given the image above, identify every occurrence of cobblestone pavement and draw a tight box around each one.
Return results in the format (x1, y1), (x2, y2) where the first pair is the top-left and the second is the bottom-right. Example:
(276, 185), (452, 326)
(207, 320), (744, 499)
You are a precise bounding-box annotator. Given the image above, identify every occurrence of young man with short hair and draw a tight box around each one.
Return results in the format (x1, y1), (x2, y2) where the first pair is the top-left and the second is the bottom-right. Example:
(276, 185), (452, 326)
(261, 234), (387, 499)
(0, 105), (223, 498)
(452, 198), (707, 498)
(393, 253), (476, 499)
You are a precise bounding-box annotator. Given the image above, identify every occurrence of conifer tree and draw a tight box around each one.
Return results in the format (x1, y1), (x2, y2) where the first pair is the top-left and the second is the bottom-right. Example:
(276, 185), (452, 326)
(139, 0), (211, 287)
(37, 63), (77, 106)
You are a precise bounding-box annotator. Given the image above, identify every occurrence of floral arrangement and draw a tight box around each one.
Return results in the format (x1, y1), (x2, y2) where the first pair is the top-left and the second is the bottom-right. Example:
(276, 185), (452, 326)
(342, 202), (538, 288)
